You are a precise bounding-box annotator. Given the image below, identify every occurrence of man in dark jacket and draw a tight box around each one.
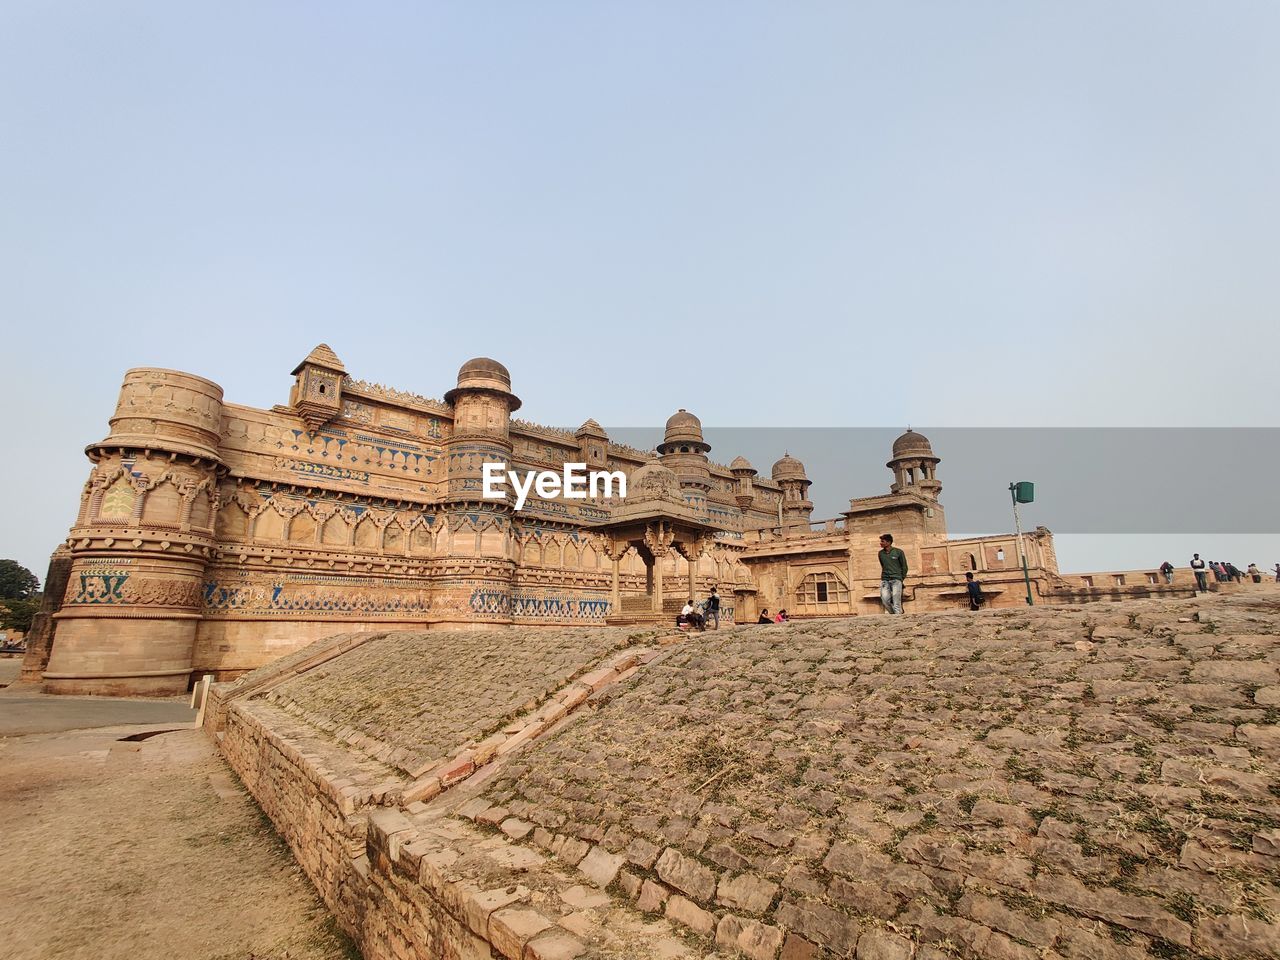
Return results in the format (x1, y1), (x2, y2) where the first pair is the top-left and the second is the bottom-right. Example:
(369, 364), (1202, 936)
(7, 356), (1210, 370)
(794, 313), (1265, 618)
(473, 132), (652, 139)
(705, 586), (721, 629)
(1190, 554), (1207, 591)
(878, 534), (908, 614)
(965, 572), (984, 610)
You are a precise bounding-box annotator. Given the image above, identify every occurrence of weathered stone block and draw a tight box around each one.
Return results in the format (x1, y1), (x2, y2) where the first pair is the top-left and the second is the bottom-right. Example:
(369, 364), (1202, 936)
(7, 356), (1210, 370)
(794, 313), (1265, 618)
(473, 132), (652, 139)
(855, 929), (913, 960)
(780, 932), (821, 959)
(488, 907), (553, 960)
(655, 847), (718, 903)
(524, 929), (587, 960)
(637, 879), (669, 913)
(578, 845), (624, 888)
(665, 894), (716, 935)
(464, 887), (527, 938)
(625, 836), (662, 869)
(560, 884), (609, 910)
(736, 919), (786, 960)
(501, 817), (534, 840)
(717, 872), (779, 914)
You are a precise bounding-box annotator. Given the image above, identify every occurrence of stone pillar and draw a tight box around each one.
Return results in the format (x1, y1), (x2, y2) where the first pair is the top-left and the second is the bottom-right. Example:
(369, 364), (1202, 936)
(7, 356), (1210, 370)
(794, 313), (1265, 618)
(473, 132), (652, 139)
(653, 557), (665, 614)
(599, 536), (629, 619)
(45, 368), (224, 695)
(676, 535), (710, 608)
(644, 521), (674, 616)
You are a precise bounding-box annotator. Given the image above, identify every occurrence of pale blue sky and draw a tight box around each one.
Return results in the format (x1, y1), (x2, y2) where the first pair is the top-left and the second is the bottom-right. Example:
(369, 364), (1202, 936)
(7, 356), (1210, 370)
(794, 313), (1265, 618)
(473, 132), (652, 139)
(2, 2), (1277, 580)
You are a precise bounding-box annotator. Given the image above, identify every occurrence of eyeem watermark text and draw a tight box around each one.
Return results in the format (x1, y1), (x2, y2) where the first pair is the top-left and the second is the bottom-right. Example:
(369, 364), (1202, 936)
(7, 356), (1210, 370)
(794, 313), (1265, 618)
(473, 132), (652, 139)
(482, 463), (627, 510)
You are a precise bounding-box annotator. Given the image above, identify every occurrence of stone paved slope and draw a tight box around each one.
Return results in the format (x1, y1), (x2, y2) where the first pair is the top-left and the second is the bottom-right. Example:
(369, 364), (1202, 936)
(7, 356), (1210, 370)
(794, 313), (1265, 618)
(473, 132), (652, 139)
(267, 625), (659, 777)
(466, 593), (1280, 959)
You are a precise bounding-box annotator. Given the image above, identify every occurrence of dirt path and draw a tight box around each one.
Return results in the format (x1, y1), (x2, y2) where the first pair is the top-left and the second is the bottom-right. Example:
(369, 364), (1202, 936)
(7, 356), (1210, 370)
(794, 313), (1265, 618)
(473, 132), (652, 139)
(0, 723), (359, 960)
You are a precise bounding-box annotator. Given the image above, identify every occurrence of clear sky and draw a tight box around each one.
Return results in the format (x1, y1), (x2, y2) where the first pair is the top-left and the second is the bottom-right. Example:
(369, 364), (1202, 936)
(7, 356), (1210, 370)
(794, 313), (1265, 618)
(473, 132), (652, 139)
(2, 2), (1277, 582)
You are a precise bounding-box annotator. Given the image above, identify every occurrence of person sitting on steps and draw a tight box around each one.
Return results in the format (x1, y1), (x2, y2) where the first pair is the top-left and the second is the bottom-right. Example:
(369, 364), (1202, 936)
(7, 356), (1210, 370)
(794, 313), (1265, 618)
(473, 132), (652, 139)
(678, 599), (704, 631)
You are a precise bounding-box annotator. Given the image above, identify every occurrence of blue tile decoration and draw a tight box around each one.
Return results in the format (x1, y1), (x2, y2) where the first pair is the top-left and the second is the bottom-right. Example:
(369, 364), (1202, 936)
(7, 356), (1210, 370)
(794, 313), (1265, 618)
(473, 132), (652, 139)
(202, 576), (432, 617)
(469, 586), (613, 621)
(67, 572), (129, 604)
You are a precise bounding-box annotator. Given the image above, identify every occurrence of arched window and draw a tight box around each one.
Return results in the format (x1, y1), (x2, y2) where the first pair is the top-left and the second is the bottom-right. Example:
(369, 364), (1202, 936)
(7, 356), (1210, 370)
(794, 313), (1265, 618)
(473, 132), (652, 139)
(796, 571), (850, 611)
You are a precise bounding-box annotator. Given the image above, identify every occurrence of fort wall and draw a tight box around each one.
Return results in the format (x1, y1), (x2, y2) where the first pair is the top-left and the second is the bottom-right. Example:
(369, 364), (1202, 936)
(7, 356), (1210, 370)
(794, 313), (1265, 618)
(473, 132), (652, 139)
(38, 343), (1202, 695)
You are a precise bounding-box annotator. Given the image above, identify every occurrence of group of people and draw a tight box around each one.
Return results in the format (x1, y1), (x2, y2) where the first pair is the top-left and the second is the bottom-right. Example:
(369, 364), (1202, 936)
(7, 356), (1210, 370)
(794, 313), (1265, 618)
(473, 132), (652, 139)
(676, 586), (721, 631)
(677, 538), (1274, 633)
(1188, 555), (1276, 592)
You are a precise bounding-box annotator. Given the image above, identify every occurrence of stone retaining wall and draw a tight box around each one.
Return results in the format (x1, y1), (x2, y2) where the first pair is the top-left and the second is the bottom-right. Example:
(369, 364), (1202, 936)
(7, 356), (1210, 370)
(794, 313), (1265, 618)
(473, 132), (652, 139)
(209, 592), (1280, 960)
(215, 694), (694, 959)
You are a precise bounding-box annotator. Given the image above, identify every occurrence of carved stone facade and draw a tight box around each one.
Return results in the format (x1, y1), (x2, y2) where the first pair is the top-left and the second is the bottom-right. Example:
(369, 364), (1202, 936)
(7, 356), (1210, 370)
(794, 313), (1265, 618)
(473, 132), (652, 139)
(36, 345), (1181, 695)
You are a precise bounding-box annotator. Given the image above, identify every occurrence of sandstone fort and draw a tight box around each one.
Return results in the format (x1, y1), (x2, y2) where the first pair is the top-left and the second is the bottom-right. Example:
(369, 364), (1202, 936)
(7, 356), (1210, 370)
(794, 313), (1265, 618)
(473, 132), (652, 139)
(24, 345), (1191, 696)
(10, 346), (1279, 960)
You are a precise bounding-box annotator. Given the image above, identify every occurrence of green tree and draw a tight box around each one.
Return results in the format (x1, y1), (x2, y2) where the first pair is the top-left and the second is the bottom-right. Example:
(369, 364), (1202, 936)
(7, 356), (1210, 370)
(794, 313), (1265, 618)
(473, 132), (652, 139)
(0, 597), (39, 634)
(0, 559), (39, 600)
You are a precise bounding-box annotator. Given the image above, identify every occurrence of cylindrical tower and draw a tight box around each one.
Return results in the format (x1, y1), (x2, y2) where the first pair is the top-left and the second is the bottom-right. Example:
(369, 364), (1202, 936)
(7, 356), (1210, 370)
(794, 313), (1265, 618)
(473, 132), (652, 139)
(657, 409), (711, 515)
(729, 456), (757, 512)
(438, 358), (520, 626)
(771, 453), (813, 533)
(45, 369), (225, 695)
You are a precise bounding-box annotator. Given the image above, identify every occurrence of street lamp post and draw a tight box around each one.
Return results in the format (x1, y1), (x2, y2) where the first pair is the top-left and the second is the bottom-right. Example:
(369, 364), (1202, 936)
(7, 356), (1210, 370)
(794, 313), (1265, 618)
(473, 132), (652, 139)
(1009, 481), (1035, 606)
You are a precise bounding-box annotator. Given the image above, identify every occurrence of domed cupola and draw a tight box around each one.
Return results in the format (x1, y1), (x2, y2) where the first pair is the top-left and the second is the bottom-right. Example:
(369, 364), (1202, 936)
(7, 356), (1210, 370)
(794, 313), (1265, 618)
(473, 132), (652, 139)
(445, 357), (521, 411)
(770, 452), (813, 532)
(888, 428), (941, 499)
(771, 453), (808, 483)
(656, 409), (712, 505)
(659, 409), (710, 455)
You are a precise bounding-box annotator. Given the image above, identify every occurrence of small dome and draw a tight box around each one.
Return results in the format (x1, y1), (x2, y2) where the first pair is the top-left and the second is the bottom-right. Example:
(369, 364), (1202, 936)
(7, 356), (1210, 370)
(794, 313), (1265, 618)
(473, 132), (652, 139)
(629, 455), (683, 502)
(729, 455), (756, 473)
(576, 418), (608, 438)
(892, 429), (934, 458)
(771, 453), (807, 481)
(457, 357), (511, 389)
(445, 356), (521, 410)
(663, 408), (704, 446)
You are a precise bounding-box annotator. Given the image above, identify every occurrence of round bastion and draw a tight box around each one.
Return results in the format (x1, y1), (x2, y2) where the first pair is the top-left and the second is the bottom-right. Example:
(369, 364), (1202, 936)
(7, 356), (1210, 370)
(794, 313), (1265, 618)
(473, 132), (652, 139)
(93, 368), (225, 463)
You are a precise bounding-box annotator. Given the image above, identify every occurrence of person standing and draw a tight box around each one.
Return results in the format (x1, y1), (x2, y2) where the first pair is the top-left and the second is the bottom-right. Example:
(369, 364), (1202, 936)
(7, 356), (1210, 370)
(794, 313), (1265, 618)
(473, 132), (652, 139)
(1247, 563), (1262, 583)
(1159, 561), (1174, 584)
(705, 586), (721, 630)
(965, 572), (984, 610)
(1191, 554), (1207, 592)
(878, 534), (908, 614)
